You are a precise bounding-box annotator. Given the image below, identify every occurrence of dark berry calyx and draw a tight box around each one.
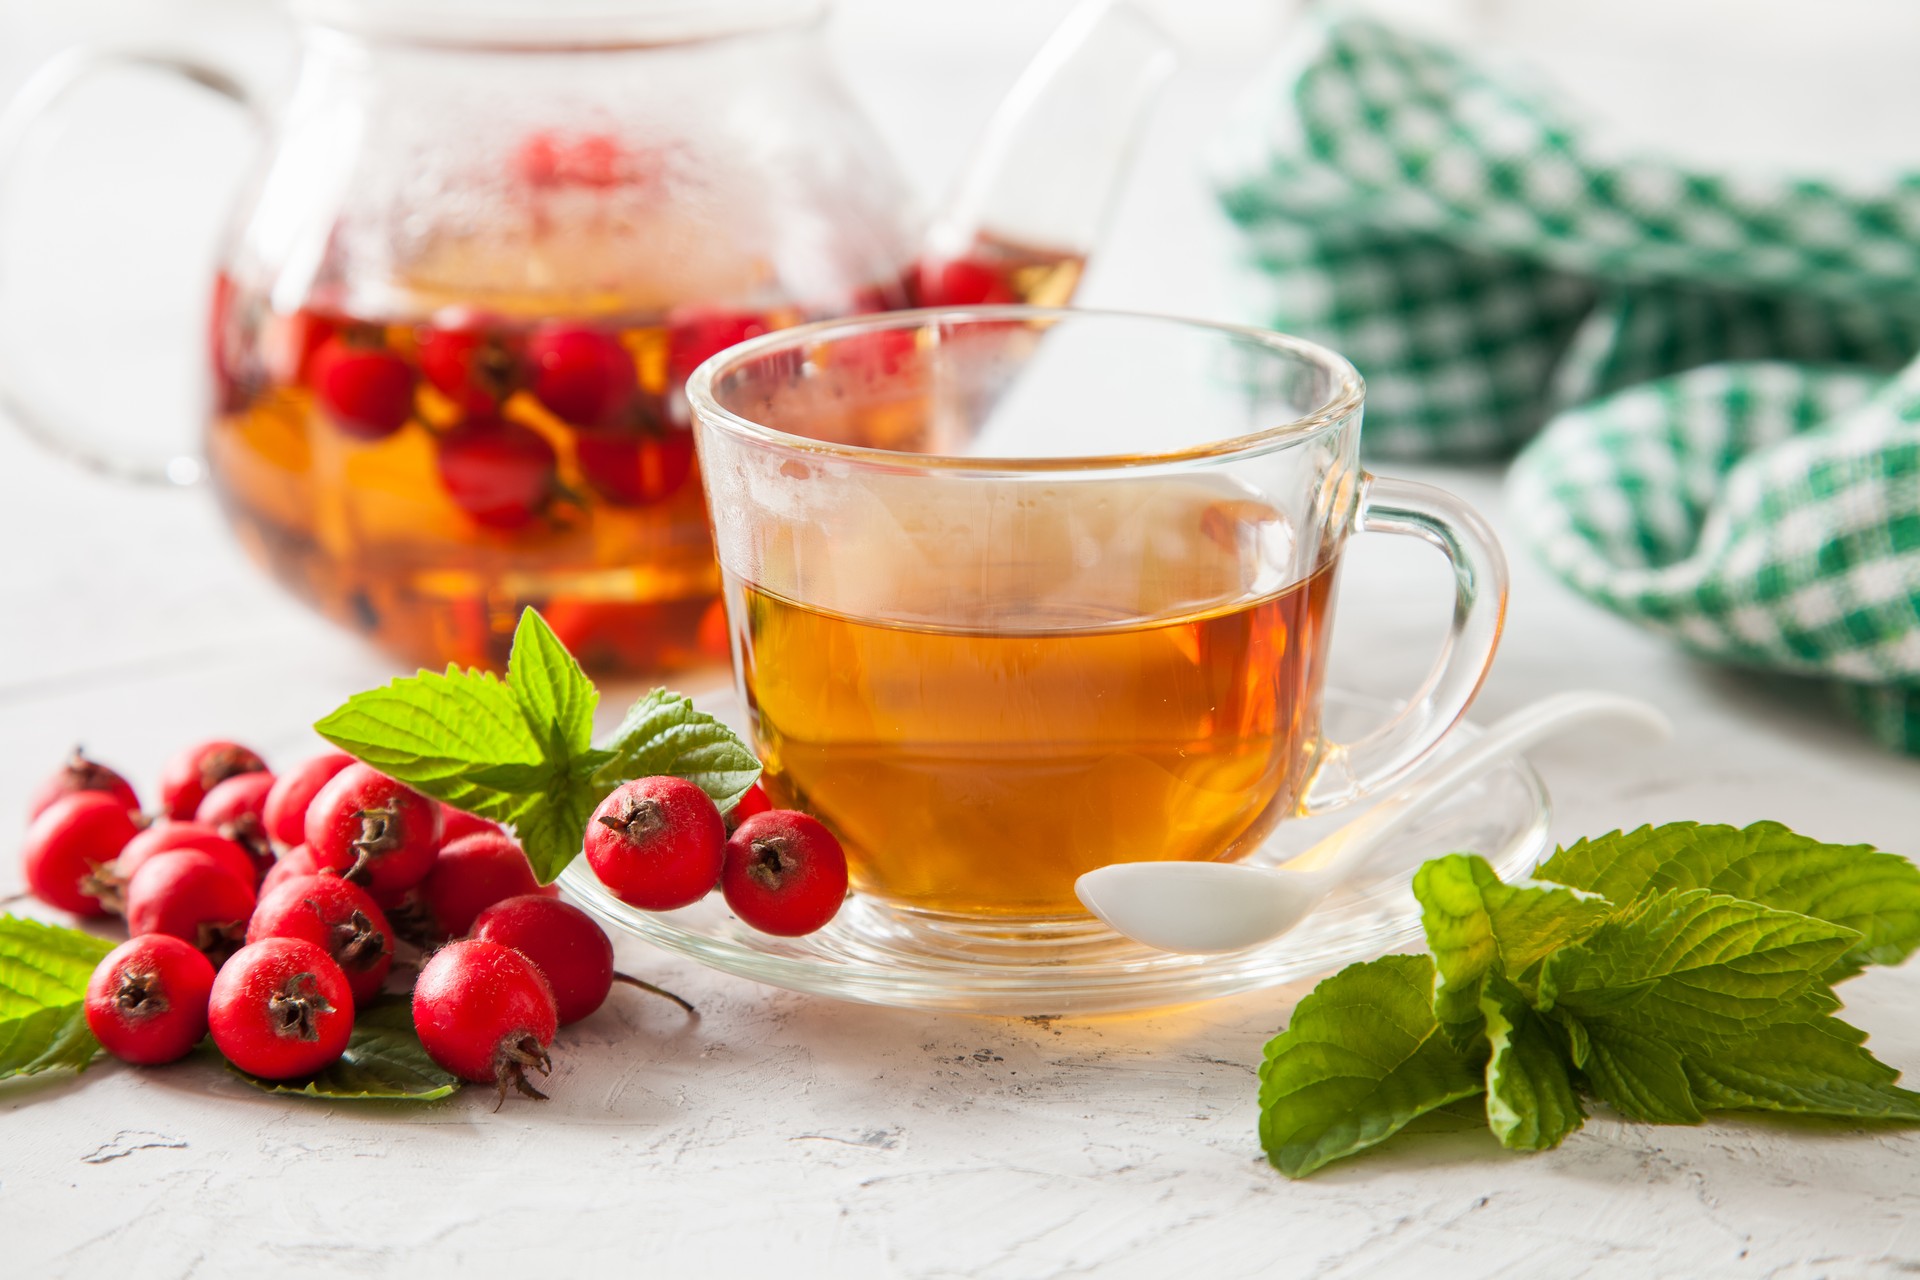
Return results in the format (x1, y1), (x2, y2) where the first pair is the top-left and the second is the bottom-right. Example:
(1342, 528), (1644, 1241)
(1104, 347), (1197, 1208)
(220, 812), (273, 864)
(595, 795), (665, 846)
(269, 971), (337, 1042)
(344, 805), (403, 882)
(112, 967), (168, 1020)
(195, 920), (249, 968)
(79, 862), (127, 916)
(745, 837), (800, 892)
(200, 745), (265, 793)
(63, 748), (123, 795)
(321, 905), (389, 974)
(494, 1033), (553, 1106)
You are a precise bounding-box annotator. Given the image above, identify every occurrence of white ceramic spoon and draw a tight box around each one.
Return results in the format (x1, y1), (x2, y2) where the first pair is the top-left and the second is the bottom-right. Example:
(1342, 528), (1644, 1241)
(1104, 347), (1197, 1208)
(1074, 690), (1670, 954)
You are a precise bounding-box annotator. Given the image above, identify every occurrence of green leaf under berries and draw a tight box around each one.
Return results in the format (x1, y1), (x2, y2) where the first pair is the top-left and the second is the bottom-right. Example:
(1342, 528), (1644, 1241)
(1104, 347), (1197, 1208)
(315, 607), (761, 885)
(227, 998), (459, 1101)
(1259, 954), (1485, 1178)
(0, 916), (115, 1080)
(592, 688), (763, 810)
(1538, 822), (1920, 979)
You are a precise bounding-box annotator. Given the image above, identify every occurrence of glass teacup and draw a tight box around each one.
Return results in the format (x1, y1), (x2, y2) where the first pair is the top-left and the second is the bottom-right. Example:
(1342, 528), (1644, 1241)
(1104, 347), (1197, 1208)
(689, 308), (1506, 925)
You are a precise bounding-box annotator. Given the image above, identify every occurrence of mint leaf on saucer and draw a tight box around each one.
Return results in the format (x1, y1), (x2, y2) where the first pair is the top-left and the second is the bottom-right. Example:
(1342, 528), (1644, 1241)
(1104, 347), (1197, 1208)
(1259, 954), (1484, 1178)
(1538, 823), (1920, 979)
(0, 916), (115, 1079)
(593, 688), (762, 810)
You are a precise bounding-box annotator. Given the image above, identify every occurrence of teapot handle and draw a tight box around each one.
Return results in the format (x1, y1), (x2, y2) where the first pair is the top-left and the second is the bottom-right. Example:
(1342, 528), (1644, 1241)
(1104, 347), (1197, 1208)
(0, 48), (260, 486)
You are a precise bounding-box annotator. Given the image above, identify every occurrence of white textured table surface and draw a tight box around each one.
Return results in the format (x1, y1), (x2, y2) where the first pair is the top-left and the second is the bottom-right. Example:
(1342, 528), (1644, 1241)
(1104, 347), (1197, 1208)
(6, 3), (1920, 1277)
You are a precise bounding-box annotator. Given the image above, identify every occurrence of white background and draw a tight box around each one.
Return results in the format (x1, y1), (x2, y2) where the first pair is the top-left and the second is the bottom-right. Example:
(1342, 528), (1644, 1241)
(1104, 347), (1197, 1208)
(5, 1), (1920, 1276)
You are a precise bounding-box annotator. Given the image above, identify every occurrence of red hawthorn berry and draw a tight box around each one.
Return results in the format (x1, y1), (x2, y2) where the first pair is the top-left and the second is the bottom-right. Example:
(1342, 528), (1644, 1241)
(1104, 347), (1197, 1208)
(583, 777), (725, 911)
(259, 843), (321, 899)
(157, 740), (267, 822)
(124, 849), (257, 964)
(412, 831), (548, 942)
(110, 822), (258, 908)
(261, 752), (355, 851)
(311, 338), (416, 440)
(85, 935), (218, 1066)
(304, 763), (443, 897)
(434, 416), (559, 530)
(22, 792), (139, 917)
(247, 873), (395, 1005)
(472, 894), (692, 1025)
(26, 748), (140, 822)
(412, 939), (558, 1100)
(527, 325), (637, 428)
(209, 938), (354, 1079)
(720, 810), (848, 937)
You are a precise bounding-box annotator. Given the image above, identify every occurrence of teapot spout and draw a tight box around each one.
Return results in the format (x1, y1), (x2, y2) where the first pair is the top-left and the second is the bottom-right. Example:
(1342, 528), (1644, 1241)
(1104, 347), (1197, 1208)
(916, 0), (1176, 307)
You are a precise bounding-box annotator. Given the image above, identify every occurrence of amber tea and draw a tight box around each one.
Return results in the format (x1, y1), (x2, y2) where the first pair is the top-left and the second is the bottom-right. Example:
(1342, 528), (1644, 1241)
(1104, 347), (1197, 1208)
(735, 510), (1339, 919)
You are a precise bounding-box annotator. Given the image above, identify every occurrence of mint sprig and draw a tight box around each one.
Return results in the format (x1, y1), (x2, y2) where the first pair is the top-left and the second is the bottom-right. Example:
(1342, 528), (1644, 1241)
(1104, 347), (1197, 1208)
(0, 915), (115, 1080)
(315, 607), (760, 884)
(1259, 823), (1920, 1178)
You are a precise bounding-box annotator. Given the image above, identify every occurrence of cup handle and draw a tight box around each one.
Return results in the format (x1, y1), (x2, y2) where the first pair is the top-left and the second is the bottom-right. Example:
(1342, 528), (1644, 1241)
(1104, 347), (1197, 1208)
(0, 47), (260, 485)
(1298, 472), (1510, 815)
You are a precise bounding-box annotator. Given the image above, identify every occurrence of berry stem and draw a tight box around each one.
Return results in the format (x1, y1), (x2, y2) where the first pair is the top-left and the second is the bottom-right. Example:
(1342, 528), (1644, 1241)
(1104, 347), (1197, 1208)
(596, 795), (665, 843)
(611, 972), (697, 1015)
(493, 1034), (553, 1108)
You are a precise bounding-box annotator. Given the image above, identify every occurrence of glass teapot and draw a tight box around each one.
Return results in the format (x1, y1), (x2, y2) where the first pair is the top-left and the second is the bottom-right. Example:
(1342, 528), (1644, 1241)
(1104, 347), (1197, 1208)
(0, 0), (1173, 674)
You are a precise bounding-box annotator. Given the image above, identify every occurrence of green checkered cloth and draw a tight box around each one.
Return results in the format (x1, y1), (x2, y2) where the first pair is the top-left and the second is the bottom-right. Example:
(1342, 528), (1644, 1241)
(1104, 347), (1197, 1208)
(1213, 16), (1920, 754)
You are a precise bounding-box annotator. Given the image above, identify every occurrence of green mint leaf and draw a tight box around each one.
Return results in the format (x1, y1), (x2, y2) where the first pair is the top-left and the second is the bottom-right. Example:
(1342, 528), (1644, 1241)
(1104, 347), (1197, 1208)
(504, 608), (598, 762)
(592, 688), (762, 809)
(1577, 1020), (1704, 1124)
(317, 610), (621, 885)
(314, 664), (545, 822)
(1682, 1017), (1920, 1121)
(1538, 822), (1920, 979)
(510, 761), (608, 886)
(1414, 854), (1609, 1047)
(1538, 889), (1859, 1045)
(0, 916), (116, 1079)
(1481, 976), (1585, 1149)
(228, 997), (459, 1101)
(1259, 954), (1485, 1178)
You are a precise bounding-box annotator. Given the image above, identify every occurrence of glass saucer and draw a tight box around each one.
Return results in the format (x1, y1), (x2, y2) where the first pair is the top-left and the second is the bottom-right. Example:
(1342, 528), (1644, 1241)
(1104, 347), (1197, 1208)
(561, 690), (1552, 1016)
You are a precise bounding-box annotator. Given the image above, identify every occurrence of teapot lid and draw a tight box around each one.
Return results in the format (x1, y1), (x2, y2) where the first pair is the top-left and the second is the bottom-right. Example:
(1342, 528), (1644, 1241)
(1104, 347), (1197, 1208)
(291, 0), (826, 47)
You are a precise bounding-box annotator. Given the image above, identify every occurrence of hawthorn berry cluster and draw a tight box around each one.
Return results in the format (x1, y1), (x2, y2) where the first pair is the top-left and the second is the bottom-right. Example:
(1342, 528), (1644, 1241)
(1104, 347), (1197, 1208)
(587, 776), (850, 938)
(20, 743), (692, 1100)
(255, 305), (781, 531)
